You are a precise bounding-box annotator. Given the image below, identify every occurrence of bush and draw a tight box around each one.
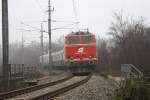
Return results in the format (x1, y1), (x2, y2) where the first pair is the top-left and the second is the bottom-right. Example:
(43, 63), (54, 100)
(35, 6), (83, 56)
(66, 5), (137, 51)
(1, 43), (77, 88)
(113, 79), (150, 100)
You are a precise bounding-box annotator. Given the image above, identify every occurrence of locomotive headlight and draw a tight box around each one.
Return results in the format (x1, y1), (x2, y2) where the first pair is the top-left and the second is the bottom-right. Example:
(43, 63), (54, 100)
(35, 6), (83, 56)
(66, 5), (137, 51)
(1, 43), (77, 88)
(89, 56), (94, 65)
(89, 56), (92, 59)
(70, 57), (74, 64)
(70, 57), (74, 60)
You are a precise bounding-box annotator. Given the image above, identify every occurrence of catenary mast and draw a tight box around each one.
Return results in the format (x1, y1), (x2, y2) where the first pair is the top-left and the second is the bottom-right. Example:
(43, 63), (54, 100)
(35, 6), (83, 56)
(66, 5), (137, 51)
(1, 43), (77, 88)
(48, 0), (53, 71)
(2, 0), (9, 90)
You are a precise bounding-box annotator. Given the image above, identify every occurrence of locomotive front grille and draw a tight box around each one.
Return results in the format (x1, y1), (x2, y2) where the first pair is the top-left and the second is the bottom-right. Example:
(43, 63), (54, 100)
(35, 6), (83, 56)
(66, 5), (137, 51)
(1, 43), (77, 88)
(69, 59), (96, 67)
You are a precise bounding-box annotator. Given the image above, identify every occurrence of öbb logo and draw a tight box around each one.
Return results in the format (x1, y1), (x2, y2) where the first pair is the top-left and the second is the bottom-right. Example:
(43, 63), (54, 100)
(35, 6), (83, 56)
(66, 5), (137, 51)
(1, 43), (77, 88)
(78, 47), (84, 53)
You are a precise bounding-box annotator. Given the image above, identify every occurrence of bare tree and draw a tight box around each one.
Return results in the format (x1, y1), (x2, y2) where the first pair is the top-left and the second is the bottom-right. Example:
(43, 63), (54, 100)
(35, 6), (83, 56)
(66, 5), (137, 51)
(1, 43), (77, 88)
(108, 12), (150, 74)
(96, 36), (109, 72)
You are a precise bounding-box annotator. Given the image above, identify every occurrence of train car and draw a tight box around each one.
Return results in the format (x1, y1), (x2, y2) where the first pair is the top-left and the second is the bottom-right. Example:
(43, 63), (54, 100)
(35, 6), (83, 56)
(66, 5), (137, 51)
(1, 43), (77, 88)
(39, 53), (49, 69)
(40, 31), (97, 74)
(40, 50), (65, 69)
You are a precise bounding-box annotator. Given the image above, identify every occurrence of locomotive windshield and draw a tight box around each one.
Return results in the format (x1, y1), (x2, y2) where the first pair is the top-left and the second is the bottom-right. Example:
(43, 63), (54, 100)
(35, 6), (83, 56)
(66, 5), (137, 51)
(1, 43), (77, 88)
(82, 35), (92, 44)
(69, 36), (79, 44)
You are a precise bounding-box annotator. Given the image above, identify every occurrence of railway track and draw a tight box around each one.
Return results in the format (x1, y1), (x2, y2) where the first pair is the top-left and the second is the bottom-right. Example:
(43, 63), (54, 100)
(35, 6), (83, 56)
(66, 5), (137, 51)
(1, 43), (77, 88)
(3, 74), (92, 100)
(31, 74), (92, 100)
(0, 75), (73, 100)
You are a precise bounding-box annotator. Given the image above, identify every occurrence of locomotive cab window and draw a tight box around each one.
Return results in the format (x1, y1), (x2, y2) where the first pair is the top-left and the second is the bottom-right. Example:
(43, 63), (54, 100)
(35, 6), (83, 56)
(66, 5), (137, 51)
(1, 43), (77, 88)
(82, 35), (92, 44)
(68, 36), (79, 44)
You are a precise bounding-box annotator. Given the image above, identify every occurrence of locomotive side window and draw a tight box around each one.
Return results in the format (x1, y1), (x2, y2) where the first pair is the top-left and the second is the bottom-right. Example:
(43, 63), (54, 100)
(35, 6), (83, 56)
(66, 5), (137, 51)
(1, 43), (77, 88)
(69, 36), (78, 44)
(82, 35), (92, 44)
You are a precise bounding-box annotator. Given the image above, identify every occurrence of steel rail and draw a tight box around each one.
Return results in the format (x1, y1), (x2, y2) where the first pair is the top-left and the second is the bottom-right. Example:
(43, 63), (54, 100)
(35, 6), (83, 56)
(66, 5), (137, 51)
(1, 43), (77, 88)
(31, 74), (92, 100)
(0, 75), (73, 100)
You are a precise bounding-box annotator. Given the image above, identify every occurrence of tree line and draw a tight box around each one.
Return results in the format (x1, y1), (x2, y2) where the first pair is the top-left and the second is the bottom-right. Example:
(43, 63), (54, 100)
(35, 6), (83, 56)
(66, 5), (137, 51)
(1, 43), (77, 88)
(97, 12), (150, 75)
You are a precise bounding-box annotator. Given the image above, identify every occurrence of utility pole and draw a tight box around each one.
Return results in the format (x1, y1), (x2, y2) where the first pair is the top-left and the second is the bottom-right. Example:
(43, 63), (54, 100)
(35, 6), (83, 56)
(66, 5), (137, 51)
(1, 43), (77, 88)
(48, 0), (53, 71)
(2, 0), (9, 90)
(41, 23), (44, 66)
(22, 33), (24, 64)
(12, 42), (15, 64)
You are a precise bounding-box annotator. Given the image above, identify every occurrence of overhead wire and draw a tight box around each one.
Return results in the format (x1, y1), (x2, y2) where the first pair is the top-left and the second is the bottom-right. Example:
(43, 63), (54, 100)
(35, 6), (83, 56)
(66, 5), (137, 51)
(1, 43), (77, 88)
(51, 20), (78, 23)
(20, 22), (41, 31)
(72, 0), (79, 29)
(23, 0), (80, 33)
(17, 29), (39, 32)
(34, 0), (45, 12)
(34, 0), (48, 23)
(52, 22), (79, 30)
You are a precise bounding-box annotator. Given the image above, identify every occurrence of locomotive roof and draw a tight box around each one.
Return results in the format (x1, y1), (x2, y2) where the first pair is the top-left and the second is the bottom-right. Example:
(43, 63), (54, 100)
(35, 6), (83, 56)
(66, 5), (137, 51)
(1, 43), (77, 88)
(67, 31), (93, 36)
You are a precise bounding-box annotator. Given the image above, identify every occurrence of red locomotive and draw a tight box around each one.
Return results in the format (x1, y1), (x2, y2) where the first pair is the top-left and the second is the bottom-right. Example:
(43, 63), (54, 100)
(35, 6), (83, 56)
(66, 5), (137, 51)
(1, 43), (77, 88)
(65, 31), (97, 74)
(40, 31), (97, 74)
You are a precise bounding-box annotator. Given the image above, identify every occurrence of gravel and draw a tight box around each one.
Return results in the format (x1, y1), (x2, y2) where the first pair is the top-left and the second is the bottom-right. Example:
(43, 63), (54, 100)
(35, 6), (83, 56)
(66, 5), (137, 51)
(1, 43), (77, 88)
(55, 74), (116, 100)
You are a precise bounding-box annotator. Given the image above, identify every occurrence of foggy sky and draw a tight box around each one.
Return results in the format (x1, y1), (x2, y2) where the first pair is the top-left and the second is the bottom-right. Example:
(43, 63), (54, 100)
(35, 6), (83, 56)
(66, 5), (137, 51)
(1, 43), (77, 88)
(0, 0), (150, 44)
